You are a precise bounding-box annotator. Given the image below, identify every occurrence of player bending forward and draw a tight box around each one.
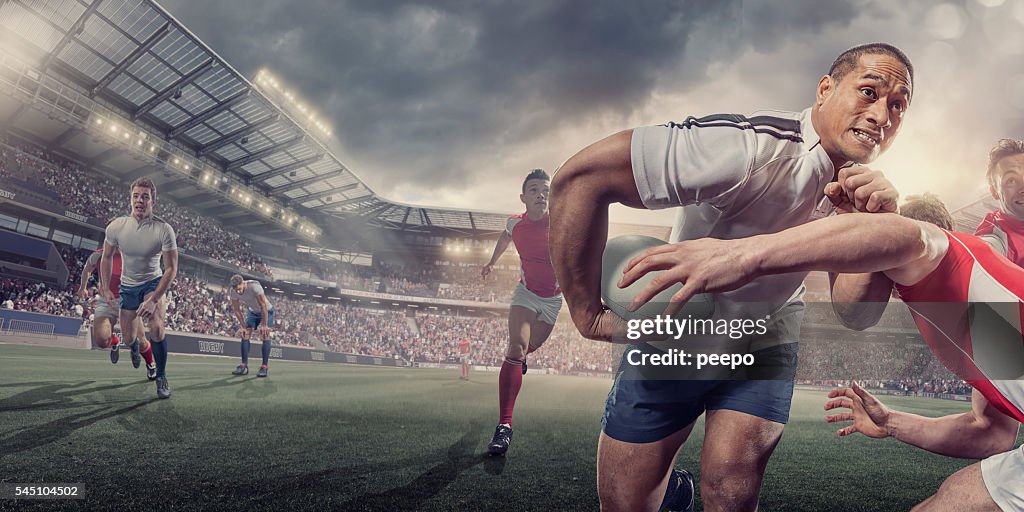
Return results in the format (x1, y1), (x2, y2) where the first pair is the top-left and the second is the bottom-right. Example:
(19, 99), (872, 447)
(621, 195), (1022, 511)
(229, 274), (274, 378)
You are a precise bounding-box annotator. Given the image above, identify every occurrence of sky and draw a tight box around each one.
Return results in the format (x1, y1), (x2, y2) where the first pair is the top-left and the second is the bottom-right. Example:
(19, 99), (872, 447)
(158, 0), (1024, 226)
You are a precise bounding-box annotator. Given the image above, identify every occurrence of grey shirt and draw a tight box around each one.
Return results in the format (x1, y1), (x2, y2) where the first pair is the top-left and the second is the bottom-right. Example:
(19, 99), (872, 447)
(633, 107), (831, 352)
(103, 215), (177, 287)
(230, 280), (272, 313)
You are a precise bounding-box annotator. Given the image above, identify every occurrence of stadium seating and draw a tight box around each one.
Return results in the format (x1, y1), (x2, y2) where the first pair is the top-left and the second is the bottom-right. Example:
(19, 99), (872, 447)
(0, 138), (273, 278)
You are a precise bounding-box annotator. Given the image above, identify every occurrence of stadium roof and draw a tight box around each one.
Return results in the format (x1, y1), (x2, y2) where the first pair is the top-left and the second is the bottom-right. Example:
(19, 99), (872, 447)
(0, 0), (669, 246)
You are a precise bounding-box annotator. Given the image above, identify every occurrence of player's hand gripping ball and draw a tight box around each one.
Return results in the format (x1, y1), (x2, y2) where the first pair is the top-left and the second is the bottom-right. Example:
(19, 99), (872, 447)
(601, 235), (715, 321)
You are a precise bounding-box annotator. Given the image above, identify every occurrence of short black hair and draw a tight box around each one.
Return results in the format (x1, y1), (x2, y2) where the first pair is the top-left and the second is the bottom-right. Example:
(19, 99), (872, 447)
(522, 169), (550, 193)
(828, 43), (914, 89)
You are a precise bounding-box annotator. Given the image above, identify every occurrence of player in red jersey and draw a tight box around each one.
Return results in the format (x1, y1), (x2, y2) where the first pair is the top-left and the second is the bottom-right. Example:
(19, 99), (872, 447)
(976, 138), (1024, 267)
(458, 337), (471, 380)
(481, 169), (563, 456)
(78, 247), (154, 380)
(620, 194), (1023, 511)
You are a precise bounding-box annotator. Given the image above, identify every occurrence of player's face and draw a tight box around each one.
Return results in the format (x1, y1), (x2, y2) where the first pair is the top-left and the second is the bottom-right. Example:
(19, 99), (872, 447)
(991, 153), (1024, 220)
(130, 186), (155, 218)
(520, 179), (550, 214)
(815, 54), (912, 166)
(235, 282), (246, 294)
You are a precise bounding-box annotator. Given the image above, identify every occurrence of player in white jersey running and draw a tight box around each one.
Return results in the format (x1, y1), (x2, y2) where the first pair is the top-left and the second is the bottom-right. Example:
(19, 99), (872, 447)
(228, 274), (274, 378)
(620, 195), (1023, 511)
(101, 176), (178, 399)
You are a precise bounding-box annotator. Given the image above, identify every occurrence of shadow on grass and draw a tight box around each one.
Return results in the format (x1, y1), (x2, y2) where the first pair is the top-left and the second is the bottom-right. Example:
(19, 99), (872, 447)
(236, 378), (278, 400)
(0, 398), (158, 459)
(0, 380), (148, 412)
(337, 421), (490, 509)
(230, 421), (491, 509)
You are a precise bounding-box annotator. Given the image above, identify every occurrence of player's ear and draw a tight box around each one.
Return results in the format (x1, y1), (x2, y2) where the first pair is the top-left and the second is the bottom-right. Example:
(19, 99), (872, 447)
(816, 74), (834, 107)
(519, 193), (526, 205)
(989, 183), (1000, 201)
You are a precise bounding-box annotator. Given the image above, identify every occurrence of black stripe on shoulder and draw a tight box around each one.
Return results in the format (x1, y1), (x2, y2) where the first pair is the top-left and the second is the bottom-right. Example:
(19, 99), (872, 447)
(744, 115), (801, 134)
(664, 113), (802, 142)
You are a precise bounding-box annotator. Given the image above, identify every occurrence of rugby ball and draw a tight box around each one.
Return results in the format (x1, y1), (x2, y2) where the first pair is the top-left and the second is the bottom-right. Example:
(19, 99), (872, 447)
(601, 235), (715, 320)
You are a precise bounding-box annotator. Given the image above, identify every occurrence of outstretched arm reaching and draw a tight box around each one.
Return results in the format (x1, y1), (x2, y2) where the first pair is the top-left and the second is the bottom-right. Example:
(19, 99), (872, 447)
(620, 212), (949, 308)
(824, 382), (1019, 459)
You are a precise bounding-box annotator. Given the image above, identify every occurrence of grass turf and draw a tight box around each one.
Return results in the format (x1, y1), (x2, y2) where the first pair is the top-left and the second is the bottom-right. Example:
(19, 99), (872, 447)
(0, 344), (1020, 511)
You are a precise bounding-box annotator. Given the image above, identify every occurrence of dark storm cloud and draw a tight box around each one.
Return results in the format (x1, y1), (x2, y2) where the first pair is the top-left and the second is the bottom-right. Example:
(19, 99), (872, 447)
(159, 0), (862, 194)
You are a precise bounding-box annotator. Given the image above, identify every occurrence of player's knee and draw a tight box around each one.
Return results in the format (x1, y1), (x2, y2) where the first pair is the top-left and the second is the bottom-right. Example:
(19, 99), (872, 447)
(505, 343), (526, 360)
(596, 481), (634, 512)
(597, 475), (660, 512)
(94, 334), (112, 348)
(930, 467), (976, 502)
(700, 470), (760, 511)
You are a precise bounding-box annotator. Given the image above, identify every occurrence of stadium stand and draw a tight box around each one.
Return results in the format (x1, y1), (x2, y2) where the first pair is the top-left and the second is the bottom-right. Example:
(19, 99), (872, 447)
(0, 137), (274, 277)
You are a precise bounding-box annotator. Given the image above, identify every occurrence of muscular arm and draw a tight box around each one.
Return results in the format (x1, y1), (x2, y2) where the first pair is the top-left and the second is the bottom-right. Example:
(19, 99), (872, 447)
(256, 294), (269, 327)
(828, 272), (893, 331)
(485, 231), (512, 267)
(80, 253), (99, 295)
(231, 298), (245, 325)
(886, 389), (1020, 459)
(99, 243), (116, 299)
(549, 130), (645, 341)
(746, 213), (946, 285)
(147, 249), (178, 302)
(622, 213), (947, 307)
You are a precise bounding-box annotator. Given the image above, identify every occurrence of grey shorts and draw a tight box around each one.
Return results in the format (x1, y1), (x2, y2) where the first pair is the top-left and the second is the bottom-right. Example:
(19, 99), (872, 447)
(94, 296), (121, 320)
(510, 283), (563, 325)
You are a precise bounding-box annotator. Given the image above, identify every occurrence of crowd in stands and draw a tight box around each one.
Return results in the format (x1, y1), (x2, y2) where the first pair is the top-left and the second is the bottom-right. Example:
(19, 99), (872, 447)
(0, 139), (272, 277)
(795, 337), (963, 387)
(160, 276), (417, 354)
(409, 313), (619, 373)
(436, 265), (520, 302)
(802, 301), (915, 329)
(0, 247), (90, 318)
(325, 258), (523, 303)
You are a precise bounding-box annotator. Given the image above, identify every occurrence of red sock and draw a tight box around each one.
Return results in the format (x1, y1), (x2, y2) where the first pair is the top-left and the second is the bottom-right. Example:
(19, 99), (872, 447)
(111, 334), (120, 347)
(140, 342), (153, 365)
(498, 357), (524, 425)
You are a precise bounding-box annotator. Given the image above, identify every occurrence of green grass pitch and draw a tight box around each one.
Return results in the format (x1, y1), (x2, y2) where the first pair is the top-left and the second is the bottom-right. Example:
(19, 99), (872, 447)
(1, 344), (1020, 511)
